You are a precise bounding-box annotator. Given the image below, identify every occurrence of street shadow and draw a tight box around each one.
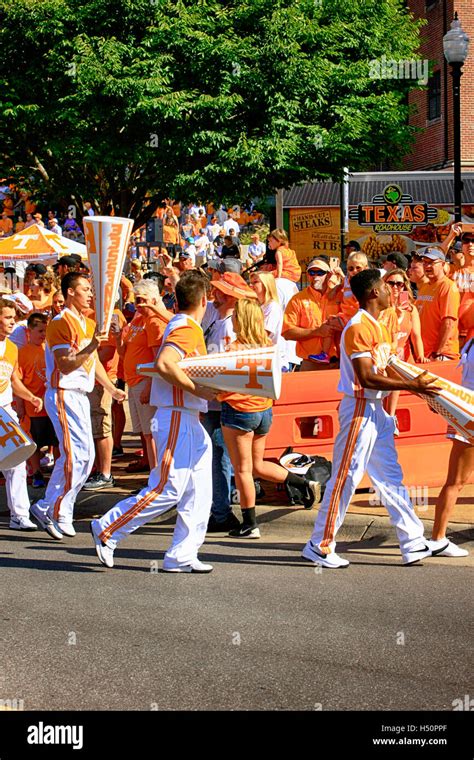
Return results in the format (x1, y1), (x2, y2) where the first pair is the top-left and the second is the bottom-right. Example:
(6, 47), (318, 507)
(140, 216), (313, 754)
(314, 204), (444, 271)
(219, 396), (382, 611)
(0, 556), (104, 573)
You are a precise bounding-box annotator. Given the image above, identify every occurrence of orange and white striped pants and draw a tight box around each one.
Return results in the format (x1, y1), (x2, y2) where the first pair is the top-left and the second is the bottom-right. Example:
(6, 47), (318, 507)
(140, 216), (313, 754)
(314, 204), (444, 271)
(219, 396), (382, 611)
(36, 388), (94, 524)
(307, 395), (426, 556)
(96, 408), (212, 565)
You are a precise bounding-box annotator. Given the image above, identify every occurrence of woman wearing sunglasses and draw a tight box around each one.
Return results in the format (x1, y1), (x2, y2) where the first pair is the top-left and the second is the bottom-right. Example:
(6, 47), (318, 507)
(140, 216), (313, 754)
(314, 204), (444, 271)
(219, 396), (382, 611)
(382, 268), (425, 364)
(382, 268), (427, 421)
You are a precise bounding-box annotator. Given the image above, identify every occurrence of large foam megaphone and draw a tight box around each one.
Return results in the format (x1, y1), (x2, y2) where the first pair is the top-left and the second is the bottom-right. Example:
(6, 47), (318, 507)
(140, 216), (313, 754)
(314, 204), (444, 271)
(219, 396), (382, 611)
(83, 216), (134, 334)
(387, 355), (474, 444)
(0, 407), (36, 469)
(138, 345), (282, 400)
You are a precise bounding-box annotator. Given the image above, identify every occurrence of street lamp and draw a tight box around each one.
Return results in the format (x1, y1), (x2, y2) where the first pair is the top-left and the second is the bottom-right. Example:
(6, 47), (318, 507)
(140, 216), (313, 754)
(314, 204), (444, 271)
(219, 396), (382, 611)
(443, 12), (470, 222)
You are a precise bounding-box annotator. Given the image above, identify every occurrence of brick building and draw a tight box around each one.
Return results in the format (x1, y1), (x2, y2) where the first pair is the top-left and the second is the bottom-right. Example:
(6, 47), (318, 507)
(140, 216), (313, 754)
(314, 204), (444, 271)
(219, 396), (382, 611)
(402, 0), (474, 171)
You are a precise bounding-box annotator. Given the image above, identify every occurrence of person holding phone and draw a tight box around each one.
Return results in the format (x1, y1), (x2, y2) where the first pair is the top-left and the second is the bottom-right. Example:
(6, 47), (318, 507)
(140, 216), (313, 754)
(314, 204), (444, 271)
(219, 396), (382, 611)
(382, 268), (426, 421)
(382, 268), (425, 364)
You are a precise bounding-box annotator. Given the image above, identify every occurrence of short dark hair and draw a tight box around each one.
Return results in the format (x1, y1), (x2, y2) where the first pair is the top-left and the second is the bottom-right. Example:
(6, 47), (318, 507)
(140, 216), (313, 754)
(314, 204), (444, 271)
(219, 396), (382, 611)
(27, 312), (49, 328)
(350, 269), (383, 304)
(61, 272), (88, 300)
(175, 271), (208, 311)
(0, 297), (16, 314)
(347, 240), (361, 251)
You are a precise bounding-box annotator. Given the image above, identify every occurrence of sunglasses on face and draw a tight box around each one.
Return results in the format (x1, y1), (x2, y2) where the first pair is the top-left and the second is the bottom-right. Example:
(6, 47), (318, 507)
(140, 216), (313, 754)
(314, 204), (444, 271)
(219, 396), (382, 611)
(307, 269), (326, 277)
(386, 280), (404, 288)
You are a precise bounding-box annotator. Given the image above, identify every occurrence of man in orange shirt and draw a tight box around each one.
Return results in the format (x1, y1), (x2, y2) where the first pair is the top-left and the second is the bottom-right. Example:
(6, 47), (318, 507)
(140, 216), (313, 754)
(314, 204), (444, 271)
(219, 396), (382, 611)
(0, 211), (13, 236)
(17, 312), (58, 489)
(416, 247), (460, 360)
(302, 269), (447, 568)
(118, 279), (170, 472)
(0, 298), (44, 530)
(82, 307), (127, 490)
(281, 258), (334, 370)
(449, 231), (474, 344)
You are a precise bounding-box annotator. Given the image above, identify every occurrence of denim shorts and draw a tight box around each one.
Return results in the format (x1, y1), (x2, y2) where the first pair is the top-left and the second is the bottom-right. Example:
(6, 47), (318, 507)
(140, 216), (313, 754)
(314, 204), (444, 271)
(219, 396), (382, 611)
(221, 402), (273, 435)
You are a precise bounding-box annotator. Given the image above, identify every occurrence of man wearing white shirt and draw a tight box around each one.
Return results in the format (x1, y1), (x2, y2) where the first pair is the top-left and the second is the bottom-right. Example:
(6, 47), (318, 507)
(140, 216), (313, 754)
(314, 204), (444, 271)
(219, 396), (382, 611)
(248, 233), (266, 263)
(48, 218), (62, 236)
(206, 216), (220, 242)
(190, 203), (205, 218)
(223, 215), (240, 235)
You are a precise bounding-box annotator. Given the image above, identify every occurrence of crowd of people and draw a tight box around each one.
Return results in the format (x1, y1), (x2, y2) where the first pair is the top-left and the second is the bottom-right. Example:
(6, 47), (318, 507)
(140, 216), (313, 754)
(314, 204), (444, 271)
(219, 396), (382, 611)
(0, 205), (472, 572)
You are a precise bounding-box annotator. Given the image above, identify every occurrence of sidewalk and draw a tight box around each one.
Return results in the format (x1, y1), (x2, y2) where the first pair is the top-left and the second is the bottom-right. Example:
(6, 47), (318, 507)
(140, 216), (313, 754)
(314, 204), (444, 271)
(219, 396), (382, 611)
(2, 423), (472, 545)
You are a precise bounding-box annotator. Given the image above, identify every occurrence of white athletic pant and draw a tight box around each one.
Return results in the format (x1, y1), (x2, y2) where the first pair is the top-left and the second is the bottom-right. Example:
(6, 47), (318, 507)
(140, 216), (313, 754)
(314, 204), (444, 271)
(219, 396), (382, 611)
(35, 388), (94, 524)
(308, 395), (425, 555)
(97, 408), (212, 565)
(1, 405), (30, 520)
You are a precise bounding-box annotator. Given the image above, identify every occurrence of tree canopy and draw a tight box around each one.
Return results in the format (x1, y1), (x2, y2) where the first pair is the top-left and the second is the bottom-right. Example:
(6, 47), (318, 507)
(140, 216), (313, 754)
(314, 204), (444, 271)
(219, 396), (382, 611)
(0, 0), (425, 226)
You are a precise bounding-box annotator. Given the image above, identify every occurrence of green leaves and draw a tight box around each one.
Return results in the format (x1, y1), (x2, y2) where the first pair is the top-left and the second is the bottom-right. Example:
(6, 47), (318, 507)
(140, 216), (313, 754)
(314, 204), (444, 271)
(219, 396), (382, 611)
(0, 0), (424, 221)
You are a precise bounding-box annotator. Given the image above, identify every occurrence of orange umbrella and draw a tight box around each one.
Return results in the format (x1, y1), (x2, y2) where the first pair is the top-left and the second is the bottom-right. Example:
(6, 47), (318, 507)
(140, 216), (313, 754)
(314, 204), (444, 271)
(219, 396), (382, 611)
(0, 224), (87, 262)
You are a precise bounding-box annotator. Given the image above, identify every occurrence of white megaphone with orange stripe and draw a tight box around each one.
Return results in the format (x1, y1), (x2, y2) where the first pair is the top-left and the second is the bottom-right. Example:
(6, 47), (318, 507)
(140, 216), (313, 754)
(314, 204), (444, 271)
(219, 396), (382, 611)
(0, 407), (36, 469)
(138, 345), (282, 400)
(387, 355), (474, 444)
(83, 216), (134, 334)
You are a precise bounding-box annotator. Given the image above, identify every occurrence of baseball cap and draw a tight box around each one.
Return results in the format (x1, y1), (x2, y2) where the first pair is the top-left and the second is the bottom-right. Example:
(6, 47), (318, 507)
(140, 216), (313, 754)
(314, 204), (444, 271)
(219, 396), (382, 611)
(212, 272), (258, 300)
(306, 258), (330, 273)
(185, 236), (195, 244)
(25, 263), (47, 276)
(55, 255), (78, 268)
(4, 292), (34, 315)
(386, 251), (408, 270)
(179, 251), (193, 260)
(419, 247), (446, 262)
(461, 231), (474, 242)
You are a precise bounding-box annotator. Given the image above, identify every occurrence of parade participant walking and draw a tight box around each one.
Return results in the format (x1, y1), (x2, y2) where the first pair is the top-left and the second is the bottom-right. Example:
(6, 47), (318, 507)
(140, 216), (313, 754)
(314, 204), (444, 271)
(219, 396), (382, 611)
(302, 269), (448, 568)
(90, 271), (216, 572)
(31, 273), (126, 539)
(0, 298), (43, 530)
(430, 337), (473, 557)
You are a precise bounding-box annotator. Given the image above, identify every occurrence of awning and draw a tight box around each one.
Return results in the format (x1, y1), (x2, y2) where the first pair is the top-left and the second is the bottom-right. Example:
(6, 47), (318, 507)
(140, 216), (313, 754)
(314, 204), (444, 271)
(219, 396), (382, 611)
(283, 171), (474, 208)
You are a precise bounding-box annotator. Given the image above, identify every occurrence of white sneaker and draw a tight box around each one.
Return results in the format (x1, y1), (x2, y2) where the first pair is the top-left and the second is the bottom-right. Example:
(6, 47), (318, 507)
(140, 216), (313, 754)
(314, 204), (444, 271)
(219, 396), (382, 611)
(162, 558), (213, 573)
(430, 539), (469, 558)
(58, 522), (76, 537)
(30, 503), (63, 540)
(301, 541), (349, 568)
(401, 541), (441, 566)
(90, 520), (114, 568)
(9, 516), (38, 531)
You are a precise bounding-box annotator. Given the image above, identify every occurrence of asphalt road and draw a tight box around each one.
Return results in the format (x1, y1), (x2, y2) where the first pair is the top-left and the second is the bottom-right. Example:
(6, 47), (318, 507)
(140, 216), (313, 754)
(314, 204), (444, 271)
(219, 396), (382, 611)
(0, 515), (472, 712)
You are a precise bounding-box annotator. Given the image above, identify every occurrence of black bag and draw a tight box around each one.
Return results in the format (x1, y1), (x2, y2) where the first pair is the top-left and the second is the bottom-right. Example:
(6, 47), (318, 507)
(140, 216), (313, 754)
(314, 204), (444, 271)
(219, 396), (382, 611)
(280, 447), (332, 507)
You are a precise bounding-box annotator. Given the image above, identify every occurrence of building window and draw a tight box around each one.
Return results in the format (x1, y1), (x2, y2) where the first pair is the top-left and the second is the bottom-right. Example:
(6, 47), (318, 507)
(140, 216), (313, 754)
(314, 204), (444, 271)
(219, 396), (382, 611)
(427, 70), (441, 121)
(425, 0), (438, 9)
